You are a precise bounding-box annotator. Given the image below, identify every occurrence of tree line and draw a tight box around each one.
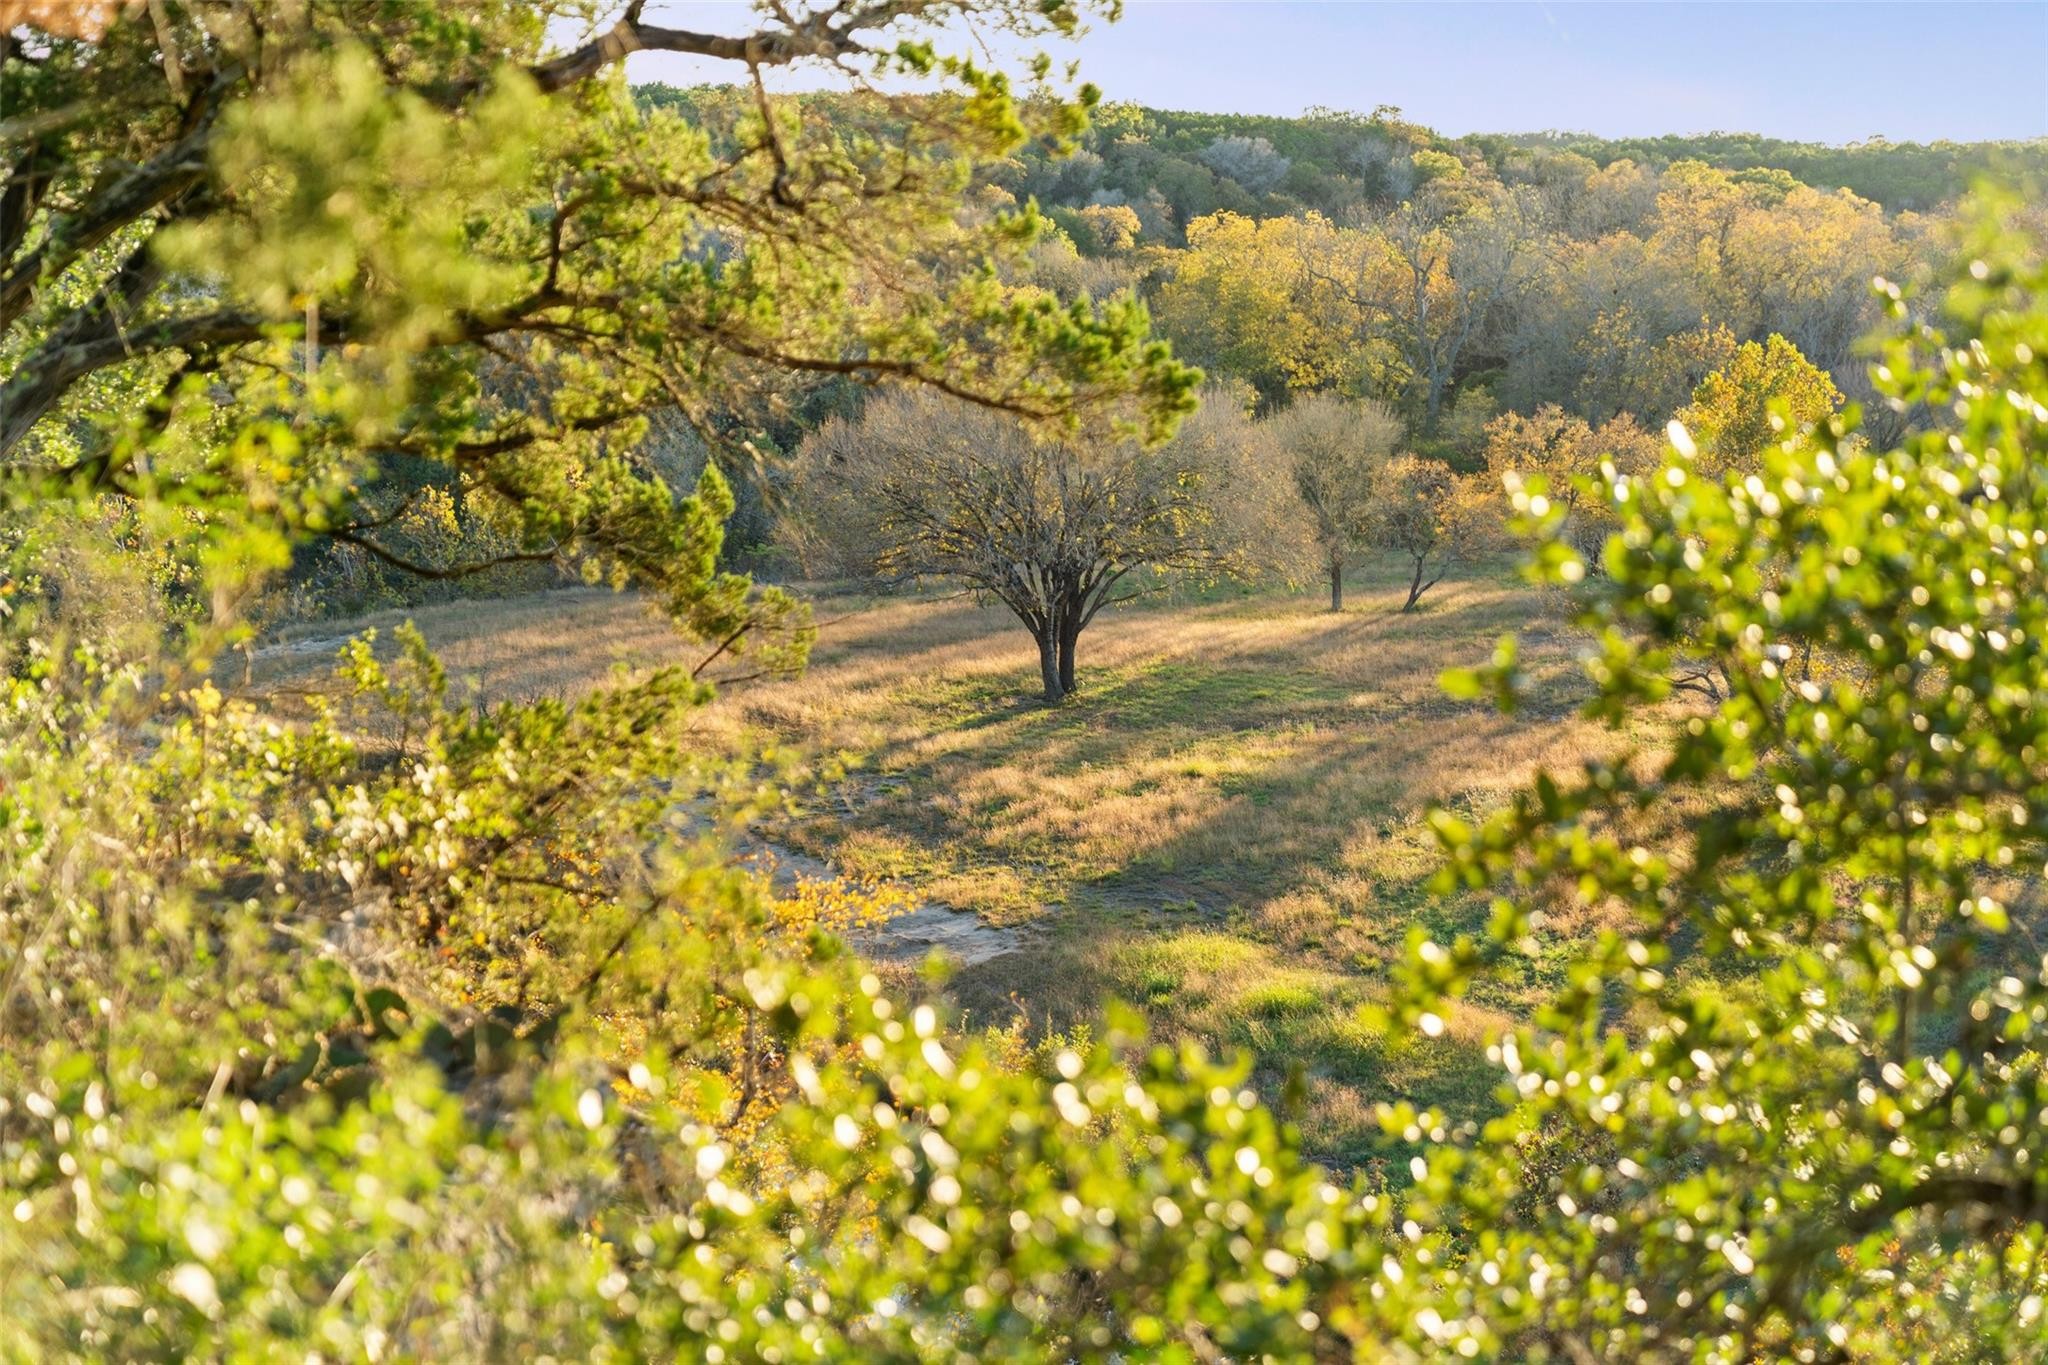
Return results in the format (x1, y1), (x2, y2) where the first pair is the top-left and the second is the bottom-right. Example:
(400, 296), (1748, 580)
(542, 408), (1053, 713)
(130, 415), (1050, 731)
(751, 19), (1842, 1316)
(784, 297), (1848, 700)
(1013, 115), (1940, 436)
(647, 78), (1999, 705)
(272, 84), (2017, 643)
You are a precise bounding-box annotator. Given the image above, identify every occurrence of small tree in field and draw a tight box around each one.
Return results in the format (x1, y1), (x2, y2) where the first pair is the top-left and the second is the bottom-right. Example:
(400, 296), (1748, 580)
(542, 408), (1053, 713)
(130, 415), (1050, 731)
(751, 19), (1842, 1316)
(1366, 453), (1487, 611)
(1676, 331), (1843, 474)
(1480, 405), (1662, 565)
(790, 388), (1274, 702)
(1266, 392), (1404, 611)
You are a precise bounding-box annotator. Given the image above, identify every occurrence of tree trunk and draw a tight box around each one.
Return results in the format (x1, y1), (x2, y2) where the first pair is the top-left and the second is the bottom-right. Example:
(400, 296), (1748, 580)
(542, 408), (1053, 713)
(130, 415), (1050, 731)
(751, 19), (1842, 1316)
(1403, 555), (1427, 612)
(1328, 554), (1344, 612)
(1057, 608), (1081, 696)
(1036, 622), (1064, 704)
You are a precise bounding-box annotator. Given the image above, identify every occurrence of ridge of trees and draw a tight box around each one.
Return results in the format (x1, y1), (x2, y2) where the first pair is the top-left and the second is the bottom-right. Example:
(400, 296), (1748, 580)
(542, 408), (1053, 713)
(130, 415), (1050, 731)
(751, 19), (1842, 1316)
(638, 86), (2047, 223)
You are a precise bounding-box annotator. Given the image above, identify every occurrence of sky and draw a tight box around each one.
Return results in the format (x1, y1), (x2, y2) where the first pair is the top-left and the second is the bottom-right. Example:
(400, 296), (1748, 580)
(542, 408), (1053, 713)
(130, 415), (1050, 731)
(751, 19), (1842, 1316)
(618, 1), (2048, 144)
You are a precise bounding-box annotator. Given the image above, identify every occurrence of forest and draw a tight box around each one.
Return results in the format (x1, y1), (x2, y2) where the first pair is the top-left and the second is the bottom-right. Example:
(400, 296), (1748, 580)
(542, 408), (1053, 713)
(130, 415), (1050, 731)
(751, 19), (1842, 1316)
(4, 2), (2048, 1362)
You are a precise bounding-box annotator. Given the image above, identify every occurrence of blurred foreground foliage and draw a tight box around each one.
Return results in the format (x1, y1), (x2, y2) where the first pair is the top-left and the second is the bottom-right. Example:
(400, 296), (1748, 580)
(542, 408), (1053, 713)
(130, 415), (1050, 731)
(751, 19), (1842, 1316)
(1418, 192), (2048, 1360)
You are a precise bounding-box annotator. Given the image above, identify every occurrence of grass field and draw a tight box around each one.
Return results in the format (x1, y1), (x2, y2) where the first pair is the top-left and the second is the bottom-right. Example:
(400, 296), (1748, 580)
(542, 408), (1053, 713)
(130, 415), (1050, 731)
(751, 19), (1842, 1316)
(252, 557), (1657, 1163)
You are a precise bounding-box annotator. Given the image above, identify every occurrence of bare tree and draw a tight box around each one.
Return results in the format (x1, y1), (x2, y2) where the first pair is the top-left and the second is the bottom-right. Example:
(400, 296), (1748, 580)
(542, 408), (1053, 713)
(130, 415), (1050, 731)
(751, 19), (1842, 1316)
(1200, 136), (1292, 195)
(788, 388), (1281, 701)
(1264, 393), (1403, 611)
(1365, 454), (1488, 612)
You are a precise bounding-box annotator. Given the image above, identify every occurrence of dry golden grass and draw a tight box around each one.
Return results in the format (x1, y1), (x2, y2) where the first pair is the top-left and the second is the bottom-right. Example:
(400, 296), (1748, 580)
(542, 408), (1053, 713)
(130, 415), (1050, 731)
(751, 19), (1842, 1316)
(248, 587), (699, 703)
(252, 558), (1668, 1162)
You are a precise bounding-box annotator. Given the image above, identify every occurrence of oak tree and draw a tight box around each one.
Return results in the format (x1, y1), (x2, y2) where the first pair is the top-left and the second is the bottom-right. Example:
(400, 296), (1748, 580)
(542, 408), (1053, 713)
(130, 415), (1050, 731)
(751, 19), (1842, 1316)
(789, 386), (1277, 700)
(1265, 390), (1403, 610)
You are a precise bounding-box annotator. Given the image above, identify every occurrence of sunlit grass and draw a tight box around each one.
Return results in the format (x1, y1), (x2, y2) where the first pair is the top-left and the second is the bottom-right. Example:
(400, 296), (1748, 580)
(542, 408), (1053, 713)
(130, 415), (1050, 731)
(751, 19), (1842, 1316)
(251, 555), (1661, 1161)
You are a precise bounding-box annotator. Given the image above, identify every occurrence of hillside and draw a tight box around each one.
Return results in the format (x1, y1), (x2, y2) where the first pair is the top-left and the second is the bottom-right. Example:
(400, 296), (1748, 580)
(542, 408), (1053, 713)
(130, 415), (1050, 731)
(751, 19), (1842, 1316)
(640, 84), (2047, 217)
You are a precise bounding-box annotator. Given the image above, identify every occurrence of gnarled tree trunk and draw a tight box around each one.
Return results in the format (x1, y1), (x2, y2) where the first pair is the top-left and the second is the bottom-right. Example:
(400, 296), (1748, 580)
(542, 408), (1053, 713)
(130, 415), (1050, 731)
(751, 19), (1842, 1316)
(1056, 604), (1081, 696)
(1036, 619), (1063, 704)
(1402, 552), (1440, 612)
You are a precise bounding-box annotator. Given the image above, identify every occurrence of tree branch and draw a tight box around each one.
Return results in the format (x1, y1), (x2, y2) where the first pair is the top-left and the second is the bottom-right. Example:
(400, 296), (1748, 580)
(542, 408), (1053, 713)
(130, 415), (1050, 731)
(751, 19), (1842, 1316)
(0, 94), (218, 334)
(327, 528), (561, 581)
(524, 3), (887, 95)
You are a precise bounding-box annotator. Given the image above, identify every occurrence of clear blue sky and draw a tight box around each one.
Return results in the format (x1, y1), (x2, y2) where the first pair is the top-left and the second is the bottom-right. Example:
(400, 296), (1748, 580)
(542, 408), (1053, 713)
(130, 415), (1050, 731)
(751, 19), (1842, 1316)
(619, 2), (2048, 143)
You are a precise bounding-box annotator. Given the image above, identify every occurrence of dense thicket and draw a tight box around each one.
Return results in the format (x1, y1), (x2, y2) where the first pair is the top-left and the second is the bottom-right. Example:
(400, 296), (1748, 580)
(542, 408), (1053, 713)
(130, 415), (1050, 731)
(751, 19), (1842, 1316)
(634, 86), (2023, 497)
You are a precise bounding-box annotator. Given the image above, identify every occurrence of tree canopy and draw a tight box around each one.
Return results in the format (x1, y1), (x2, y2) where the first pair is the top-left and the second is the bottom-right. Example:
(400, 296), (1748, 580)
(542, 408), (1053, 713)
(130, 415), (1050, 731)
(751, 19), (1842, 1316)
(1481, 404), (1663, 563)
(1, 0), (1198, 659)
(1675, 332), (1845, 474)
(1267, 391), (1404, 610)
(788, 385), (1287, 700)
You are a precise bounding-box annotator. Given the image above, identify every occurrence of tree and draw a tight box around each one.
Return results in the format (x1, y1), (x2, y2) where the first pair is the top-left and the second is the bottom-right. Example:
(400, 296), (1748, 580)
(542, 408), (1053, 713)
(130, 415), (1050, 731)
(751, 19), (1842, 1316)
(1022, 226), (1137, 303)
(1429, 382), (1499, 470)
(1569, 157), (1660, 238)
(1721, 184), (1903, 378)
(1301, 179), (1538, 431)
(1153, 211), (1349, 402)
(1650, 158), (1752, 306)
(1501, 237), (1735, 425)
(1072, 201), (1143, 254)
(1265, 391), (1403, 610)
(1676, 331), (1844, 474)
(1400, 204), (2048, 1359)
(1480, 404), (1662, 565)
(1365, 453), (1486, 611)
(1198, 134), (1291, 195)
(0, 0), (1196, 642)
(789, 386), (1277, 702)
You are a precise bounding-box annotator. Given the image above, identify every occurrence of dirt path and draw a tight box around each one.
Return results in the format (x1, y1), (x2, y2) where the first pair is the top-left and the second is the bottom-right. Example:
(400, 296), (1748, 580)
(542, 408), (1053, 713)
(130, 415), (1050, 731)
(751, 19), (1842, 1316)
(732, 832), (1024, 968)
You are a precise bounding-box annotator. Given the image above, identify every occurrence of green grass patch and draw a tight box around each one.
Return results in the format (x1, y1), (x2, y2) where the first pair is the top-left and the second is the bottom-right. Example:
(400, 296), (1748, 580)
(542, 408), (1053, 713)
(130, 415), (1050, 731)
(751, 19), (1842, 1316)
(1236, 981), (1326, 1020)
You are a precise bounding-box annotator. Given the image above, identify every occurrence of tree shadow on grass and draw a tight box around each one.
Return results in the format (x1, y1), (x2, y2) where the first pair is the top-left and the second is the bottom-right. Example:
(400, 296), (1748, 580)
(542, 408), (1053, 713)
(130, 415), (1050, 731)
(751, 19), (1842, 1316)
(824, 578), (1602, 952)
(788, 576), (1606, 1160)
(944, 883), (1509, 1168)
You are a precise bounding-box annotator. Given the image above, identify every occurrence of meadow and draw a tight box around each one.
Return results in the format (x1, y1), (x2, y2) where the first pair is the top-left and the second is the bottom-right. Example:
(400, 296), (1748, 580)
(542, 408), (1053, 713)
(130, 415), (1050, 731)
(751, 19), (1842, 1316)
(253, 555), (1668, 1162)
